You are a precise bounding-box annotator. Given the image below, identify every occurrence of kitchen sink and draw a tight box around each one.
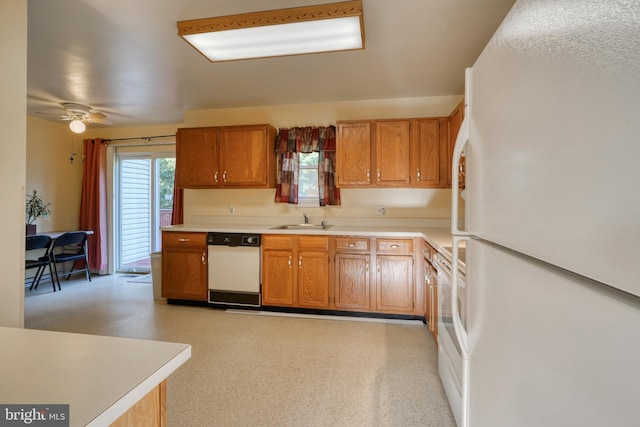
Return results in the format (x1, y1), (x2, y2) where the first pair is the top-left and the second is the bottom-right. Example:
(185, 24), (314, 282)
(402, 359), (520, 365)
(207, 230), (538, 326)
(270, 224), (332, 230)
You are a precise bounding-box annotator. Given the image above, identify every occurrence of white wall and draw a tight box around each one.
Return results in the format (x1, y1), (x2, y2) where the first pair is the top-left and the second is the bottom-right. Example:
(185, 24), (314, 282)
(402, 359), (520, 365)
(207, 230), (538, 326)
(0, 0), (27, 328)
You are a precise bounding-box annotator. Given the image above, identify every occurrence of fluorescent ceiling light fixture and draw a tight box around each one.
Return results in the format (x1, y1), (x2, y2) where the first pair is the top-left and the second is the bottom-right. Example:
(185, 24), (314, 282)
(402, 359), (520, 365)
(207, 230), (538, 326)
(69, 119), (86, 134)
(177, 0), (365, 62)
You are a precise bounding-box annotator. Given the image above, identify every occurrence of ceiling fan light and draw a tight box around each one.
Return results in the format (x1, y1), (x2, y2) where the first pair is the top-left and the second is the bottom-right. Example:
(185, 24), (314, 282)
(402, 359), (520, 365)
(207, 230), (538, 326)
(69, 119), (86, 133)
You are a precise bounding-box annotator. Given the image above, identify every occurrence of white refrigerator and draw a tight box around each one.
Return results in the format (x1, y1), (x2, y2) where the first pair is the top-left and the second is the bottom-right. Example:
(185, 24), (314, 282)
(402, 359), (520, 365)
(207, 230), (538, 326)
(446, 1), (640, 426)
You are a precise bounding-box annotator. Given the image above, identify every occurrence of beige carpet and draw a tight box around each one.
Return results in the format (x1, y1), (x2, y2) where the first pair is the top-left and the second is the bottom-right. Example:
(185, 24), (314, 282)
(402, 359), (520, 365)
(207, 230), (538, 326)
(24, 275), (455, 426)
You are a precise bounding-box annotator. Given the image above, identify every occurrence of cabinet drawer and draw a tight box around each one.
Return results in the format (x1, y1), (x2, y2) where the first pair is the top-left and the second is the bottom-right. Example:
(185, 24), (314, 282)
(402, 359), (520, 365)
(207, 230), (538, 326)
(298, 236), (330, 251)
(334, 237), (370, 252)
(163, 232), (206, 248)
(263, 235), (293, 250)
(376, 238), (414, 254)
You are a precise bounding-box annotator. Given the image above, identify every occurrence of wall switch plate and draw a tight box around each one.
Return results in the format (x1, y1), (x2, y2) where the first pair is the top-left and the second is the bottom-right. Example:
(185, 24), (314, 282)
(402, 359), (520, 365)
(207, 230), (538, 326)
(229, 205), (235, 215)
(376, 207), (386, 216)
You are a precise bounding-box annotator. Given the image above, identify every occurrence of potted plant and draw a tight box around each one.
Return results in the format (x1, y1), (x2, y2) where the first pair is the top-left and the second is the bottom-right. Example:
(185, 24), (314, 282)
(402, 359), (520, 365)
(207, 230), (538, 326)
(26, 189), (51, 235)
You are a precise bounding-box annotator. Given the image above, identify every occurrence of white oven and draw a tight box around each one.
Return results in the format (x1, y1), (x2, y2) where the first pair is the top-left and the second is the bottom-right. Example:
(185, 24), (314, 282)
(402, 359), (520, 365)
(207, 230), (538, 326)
(207, 232), (261, 307)
(434, 252), (466, 426)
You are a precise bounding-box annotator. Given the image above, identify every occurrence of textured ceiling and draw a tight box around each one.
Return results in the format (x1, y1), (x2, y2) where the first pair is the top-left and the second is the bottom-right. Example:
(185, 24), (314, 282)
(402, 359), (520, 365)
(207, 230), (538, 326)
(27, 0), (515, 127)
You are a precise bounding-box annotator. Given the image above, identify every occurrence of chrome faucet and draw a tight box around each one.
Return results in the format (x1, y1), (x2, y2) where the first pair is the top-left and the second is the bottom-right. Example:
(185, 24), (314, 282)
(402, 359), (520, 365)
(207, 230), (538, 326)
(303, 213), (309, 224)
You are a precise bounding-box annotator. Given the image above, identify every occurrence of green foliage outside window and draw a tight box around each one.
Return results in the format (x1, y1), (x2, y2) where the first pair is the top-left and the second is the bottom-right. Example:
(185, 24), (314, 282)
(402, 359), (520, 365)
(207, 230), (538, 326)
(158, 158), (176, 209)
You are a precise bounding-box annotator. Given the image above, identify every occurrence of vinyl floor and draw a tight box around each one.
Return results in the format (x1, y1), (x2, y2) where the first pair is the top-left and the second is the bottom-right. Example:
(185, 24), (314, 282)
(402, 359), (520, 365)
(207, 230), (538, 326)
(24, 274), (455, 426)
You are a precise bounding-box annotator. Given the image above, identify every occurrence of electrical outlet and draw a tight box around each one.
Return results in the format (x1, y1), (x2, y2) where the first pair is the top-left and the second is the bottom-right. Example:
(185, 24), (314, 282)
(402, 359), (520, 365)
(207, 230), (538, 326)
(229, 205), (236, 215)
(376, 206), (386, 216)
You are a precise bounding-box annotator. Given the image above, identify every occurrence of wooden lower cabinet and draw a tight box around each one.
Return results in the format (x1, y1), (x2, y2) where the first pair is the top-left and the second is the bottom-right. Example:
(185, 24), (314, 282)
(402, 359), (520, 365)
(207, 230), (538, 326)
(262, 249), (295, 306)
(298, 250), (330, 308)
(162, 232), (207, 301)
(374, 238), (416, 314)
(422, 241), (438, 344)
(262, 235), (330, 309)
(110, 381), (166, 427)
(376, 255), (414, 313)
(334, 253), (370, 310)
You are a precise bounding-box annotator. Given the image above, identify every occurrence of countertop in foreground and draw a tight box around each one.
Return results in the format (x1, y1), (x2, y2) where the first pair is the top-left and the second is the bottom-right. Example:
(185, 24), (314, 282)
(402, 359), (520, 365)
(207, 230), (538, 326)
(0, 327), (190, 426)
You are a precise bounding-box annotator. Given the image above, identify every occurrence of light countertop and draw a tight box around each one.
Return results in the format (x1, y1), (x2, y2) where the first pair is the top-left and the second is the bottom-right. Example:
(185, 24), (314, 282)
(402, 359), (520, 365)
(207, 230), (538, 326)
(0, 327), (191, 426)
(161, 222), (460, 265)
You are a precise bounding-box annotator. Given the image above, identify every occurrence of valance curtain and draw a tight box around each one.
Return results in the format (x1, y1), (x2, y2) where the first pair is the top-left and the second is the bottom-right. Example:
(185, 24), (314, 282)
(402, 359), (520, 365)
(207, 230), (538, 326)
(79, 138), (108, 272)
(274, 126), (340, 206)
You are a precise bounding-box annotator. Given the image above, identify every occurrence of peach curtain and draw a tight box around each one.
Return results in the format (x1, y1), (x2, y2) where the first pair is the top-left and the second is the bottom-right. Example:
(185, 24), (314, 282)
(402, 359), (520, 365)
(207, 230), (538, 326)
(79, 138), (108, 272)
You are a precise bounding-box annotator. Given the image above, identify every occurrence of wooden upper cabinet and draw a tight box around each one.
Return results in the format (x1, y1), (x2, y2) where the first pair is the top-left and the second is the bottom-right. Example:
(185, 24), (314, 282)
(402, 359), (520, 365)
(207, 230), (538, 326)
(336, 121), (372, 186)
(336, 118), (446, 189)
(411, 119), (441, 187)
(176, 127), (219, 188)
(220, 125), (277, 187)
(374, 120), (411, 186)
(175, 124), (276, 189)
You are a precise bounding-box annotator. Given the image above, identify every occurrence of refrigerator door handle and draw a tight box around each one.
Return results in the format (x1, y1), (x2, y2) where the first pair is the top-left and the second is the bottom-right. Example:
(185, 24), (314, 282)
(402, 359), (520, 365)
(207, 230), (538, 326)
(452, 67), (472, 237)
(451, 116), (470, 236)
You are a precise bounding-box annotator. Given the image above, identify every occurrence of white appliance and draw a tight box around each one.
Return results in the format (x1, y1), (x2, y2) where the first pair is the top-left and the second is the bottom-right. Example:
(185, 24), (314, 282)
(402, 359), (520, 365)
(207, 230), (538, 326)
(207, 232), (261, 307)
(443, 1), (640, 426)
(434, 252), (466, 426)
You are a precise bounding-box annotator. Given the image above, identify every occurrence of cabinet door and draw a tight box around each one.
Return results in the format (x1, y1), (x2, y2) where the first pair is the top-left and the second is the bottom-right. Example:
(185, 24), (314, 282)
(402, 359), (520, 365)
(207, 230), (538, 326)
(334, 253), (370, 310)
(220, 125), (271, 187)
(162, 246), (207, 300)
(176, 127), (220, 188)
(411, 119), (441, 187)
(262, 250), (295, 306)
(375, 120), (411, 186)
(425, 260), (438, 343)
(446, 102), (465, 188)
(298, 251), (330, 308)
(336, 121), (372, 186)
(376, 255), (414, 313)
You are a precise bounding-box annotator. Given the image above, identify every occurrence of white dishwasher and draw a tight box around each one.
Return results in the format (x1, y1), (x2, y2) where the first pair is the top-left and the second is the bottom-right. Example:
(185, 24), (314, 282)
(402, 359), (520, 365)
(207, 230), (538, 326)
(207, 232), (261, 307)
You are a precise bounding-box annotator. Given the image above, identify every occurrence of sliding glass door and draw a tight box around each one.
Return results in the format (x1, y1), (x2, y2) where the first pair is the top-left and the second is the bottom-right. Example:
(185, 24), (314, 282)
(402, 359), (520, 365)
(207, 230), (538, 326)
(116, 154), (175, 272)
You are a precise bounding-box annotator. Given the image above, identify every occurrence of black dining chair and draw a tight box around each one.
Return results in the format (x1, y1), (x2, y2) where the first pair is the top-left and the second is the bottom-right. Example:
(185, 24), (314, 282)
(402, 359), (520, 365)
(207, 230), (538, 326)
(25, 235), (55, 291)
(49, 231), (91, 290)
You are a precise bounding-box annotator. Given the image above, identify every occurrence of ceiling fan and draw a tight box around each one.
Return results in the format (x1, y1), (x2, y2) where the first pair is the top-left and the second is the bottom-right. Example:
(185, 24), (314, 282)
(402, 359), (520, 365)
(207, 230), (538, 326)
(57, 103), (113, 133)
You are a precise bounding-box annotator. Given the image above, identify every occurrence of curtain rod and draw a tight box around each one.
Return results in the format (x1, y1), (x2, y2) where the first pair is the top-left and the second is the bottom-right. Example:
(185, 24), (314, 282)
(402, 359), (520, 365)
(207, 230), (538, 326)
(105, 134), (175, 143)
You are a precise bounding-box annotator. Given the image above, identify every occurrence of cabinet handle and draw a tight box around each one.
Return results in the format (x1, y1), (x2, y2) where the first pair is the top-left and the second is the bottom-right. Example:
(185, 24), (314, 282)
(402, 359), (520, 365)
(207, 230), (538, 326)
(201, 252), (205, 264)
(366, 259), (369, 273)
(288, 256), (292, 268)
(377, 169), (381, 183)
(223, 171), (227, 183)
(347, 243), (356, 248)
(299, 256), (302, 269)
(377, 261), (381, 273)
(417, 168), (421, 180)
(390, 244), (399, 248)
(366, 169), (370, 180)
(179, 238), (190, 242)
(214, 171), (218, 183)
